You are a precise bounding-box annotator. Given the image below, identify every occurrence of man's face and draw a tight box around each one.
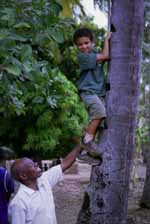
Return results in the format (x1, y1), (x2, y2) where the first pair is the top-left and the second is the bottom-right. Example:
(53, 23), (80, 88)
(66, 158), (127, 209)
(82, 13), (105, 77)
(21, 158), (42, 180)
(76, 37), (93, 53)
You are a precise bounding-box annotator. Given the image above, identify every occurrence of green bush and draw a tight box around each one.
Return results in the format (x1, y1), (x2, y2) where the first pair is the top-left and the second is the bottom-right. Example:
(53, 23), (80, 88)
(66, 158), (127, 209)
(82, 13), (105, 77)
(0, 0), (87, 158)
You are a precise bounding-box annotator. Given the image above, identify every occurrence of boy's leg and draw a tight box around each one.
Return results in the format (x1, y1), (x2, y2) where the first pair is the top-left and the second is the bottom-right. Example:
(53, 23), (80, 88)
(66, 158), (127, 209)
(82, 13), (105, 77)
(83, 117), (105, 144)
(78, 93), (106, 163)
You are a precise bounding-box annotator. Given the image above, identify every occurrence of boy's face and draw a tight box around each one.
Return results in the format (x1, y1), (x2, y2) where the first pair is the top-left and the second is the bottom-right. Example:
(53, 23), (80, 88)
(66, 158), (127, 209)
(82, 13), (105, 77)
(76, 37), (93, 53)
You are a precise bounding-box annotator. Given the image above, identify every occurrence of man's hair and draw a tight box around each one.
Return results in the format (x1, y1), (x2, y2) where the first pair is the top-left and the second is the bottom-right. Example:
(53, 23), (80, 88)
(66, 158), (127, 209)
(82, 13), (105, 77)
(73, 27), (94, 44)
(11, 158), (28, 182)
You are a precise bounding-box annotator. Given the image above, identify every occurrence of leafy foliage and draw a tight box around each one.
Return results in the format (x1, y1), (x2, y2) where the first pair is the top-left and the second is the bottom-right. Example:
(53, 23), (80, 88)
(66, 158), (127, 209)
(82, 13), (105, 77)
(57, 0), (85, 17)
(0, 0), (87, 158)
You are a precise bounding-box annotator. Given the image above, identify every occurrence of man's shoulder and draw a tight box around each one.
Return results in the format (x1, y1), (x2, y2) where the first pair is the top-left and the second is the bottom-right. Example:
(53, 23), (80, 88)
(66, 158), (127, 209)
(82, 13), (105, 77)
(11, 184), (32, 202)
(10, 189), (27, 208)
(42, 165), (62, 178)
(41, 165), (63, 187)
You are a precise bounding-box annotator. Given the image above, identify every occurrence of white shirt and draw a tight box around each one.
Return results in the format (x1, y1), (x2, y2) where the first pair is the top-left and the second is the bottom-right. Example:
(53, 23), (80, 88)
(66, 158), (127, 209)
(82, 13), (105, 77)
(9, 165), (63, 224)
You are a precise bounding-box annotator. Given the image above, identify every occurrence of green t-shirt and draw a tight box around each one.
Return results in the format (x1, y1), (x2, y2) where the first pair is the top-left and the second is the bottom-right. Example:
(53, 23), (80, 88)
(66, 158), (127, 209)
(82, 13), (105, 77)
(77, 50), (106, 97)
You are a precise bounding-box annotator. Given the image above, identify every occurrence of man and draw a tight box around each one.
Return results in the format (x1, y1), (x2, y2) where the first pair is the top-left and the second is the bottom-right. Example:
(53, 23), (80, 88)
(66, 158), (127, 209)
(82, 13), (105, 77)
(9, 144), (90, 224)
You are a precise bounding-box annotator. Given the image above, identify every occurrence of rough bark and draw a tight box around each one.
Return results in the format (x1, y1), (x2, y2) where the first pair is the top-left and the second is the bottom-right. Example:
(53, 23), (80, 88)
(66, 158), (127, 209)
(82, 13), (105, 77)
(77, 1), (144, 224)
(140, 147), (150, 208)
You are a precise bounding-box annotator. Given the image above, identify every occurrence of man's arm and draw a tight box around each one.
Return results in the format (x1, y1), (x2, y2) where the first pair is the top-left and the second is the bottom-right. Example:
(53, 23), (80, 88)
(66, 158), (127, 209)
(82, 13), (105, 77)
(96, 32), (112, 62)
(61, 144), (83, 172)
(10, 204), (26, 224)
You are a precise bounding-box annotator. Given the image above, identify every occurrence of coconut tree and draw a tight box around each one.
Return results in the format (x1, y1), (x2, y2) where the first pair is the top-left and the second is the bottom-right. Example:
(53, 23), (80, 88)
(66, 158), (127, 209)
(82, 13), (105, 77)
(77, 0), (144, 224)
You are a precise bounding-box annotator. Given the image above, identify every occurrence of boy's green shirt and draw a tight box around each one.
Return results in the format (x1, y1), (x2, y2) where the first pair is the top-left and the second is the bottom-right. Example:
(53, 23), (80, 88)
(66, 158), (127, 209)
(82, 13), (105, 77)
(77, 49), (106, 97)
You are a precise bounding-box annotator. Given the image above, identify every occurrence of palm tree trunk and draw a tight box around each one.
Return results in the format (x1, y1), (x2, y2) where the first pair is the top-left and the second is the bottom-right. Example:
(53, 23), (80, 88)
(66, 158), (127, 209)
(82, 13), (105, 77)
(140, 146), (150, 208)
(77, 0), (144, 224)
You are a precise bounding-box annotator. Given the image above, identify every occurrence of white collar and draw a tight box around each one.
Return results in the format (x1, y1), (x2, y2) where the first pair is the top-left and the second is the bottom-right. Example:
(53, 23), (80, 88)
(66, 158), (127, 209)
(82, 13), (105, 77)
(20, 183), (38, 195)
(19, 177), (44, 195)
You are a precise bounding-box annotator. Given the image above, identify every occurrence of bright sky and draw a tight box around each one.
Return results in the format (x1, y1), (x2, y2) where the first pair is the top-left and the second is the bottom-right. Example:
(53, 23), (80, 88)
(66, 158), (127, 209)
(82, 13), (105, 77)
(81, 0), (108, 28)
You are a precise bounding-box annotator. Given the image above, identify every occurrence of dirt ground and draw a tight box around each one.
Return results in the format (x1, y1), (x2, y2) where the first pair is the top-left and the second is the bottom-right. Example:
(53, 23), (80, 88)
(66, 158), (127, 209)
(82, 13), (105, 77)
(53, 161), (150, 224)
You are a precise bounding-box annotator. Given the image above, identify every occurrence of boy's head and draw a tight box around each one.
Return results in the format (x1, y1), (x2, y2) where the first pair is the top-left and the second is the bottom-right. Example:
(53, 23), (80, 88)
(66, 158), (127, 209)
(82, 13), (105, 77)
(73, 28), (94, 53)
(11, 158), (42, 184)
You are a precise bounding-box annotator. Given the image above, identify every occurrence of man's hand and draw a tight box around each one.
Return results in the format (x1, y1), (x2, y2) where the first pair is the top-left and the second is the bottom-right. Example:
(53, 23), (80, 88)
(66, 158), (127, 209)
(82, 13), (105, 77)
(61, 144), (83, 172)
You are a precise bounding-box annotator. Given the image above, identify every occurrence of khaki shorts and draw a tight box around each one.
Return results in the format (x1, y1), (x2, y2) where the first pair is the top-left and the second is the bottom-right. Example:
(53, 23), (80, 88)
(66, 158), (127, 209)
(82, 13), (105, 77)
(80, 92), (106, 122)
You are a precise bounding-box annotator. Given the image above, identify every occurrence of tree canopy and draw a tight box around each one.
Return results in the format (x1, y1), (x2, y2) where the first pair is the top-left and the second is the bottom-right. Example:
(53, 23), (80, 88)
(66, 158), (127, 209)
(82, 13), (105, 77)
(0, 0), (88, 158)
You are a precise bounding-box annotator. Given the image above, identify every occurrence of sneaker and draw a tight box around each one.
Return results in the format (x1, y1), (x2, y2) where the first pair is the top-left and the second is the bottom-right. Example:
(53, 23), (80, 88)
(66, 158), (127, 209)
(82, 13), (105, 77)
(77, 152), (100, 166)
(82, 141), (100, 158)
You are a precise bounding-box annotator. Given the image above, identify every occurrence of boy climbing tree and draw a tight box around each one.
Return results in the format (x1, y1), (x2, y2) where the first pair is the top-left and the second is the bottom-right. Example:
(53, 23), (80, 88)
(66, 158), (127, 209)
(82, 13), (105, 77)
(73, 28), (112, 164)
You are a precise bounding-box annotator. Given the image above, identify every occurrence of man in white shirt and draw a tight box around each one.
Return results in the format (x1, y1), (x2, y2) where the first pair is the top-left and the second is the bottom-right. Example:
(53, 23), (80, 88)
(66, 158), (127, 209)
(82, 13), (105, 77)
(9, 144), (85, 224)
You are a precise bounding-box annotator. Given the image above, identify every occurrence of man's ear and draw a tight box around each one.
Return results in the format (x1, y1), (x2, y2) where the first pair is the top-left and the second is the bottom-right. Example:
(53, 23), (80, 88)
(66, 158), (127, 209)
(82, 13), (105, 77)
(20, 173), (28, 181)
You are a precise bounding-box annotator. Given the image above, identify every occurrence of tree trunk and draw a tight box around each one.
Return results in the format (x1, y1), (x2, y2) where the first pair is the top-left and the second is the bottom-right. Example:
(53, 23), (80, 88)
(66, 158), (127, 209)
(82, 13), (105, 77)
(140, 146), (150, 208)
(77, 1), (144, 224)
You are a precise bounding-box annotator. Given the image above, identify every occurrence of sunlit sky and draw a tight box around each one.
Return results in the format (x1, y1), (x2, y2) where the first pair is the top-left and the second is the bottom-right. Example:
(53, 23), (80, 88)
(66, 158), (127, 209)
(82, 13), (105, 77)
(81, 0), (108, 28)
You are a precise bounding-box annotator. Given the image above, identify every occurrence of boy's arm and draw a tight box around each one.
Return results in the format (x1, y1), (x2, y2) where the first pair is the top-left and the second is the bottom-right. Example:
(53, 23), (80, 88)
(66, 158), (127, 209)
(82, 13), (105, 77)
(61, 144), (83, 172)
(96, 32), (112, 62)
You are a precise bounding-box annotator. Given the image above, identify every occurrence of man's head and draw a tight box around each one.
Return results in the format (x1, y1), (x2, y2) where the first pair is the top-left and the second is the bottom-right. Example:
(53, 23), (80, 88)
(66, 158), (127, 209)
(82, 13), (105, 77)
(73, 28), (94, 53)
(11, 158), (42, 184)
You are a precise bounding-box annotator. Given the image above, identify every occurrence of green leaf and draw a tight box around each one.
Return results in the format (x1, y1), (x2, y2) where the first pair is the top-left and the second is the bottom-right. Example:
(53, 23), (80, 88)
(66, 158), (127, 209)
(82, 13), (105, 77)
(20, 45), (33, 61)
(4, 65), (21, 76)
(0, 32), (8, 40)
(14, 22), (31, 29)
(32, 96), (44, 104)
(23, 61), (32, 72)
(8, 33), (27, 42)
(47, 96), (57, 108)
(34, 61), (48, 69)
(50, 2), (63, 15)
(1, 8), (15, 23)
(48, 29), (64, 43)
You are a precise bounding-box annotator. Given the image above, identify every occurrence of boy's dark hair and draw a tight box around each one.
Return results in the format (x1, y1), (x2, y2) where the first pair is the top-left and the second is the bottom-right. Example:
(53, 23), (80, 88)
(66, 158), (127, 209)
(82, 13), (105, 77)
(73, 28), (94, 44)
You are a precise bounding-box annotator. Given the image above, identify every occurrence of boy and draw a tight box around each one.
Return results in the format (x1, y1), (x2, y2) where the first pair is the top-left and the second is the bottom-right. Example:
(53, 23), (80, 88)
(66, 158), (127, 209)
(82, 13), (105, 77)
(73, 28), (111, 160)
(9, 144), (85, 224)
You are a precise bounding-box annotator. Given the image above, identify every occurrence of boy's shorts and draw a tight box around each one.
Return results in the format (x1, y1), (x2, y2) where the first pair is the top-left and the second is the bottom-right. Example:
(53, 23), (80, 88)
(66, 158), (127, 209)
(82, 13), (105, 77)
(80, 92), (106, 122)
